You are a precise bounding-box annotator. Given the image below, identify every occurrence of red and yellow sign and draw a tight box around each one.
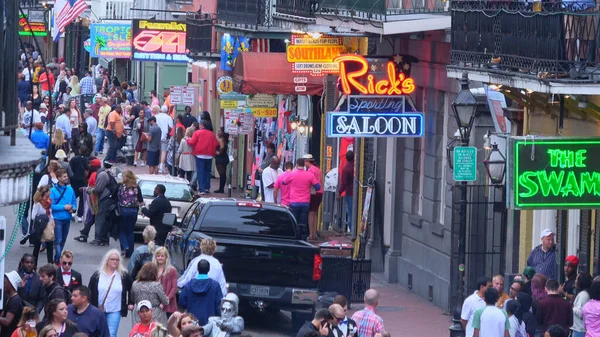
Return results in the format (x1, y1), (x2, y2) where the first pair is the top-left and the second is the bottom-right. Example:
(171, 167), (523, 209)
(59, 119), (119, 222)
(131, 19), (190, 63)
(18, 14), (47, 36)
(251, 108), (277, 118)
(336, 55), (416, 96)
(287, 34), (343, 76)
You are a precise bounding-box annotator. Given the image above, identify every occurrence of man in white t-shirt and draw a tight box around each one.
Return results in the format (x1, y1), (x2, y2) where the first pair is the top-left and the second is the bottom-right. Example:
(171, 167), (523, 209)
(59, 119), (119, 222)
(462, 276), (492, 337)
(155, 105), (173, 173)
(472, 287), (510, 337)
(22, 101), (41, 136)
(262, 157), (283, 203)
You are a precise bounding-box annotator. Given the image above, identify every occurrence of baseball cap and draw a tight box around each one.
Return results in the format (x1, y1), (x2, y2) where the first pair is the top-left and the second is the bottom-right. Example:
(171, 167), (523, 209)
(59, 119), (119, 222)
(39, 103), (47, 109)
(58, 104), (65, 109)
(565, 255), (579, 266)
(302, 154), (314, 161)
(540, 228), (554, 240)
(137, 300), (152, 311)
(161, 105), (168, 113)
(5, 271), (21, 292)
(55, 149), (67, 159)
(90, 158), (102, 168)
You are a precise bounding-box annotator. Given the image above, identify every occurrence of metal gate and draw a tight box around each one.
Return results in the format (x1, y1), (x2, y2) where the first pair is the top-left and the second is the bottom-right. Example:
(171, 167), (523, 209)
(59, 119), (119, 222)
(452, 184), (507, 293)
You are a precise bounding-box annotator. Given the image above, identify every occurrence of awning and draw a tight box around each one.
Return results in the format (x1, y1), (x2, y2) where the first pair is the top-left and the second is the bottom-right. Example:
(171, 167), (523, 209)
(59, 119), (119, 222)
(233, 52), (324, 95)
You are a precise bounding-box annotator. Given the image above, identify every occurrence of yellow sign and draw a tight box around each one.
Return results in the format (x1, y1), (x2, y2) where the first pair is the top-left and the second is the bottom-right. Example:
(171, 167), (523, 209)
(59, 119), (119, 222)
(251, 108), (278, 118)
(217, 76), (233, 95)
(221, 100), (238, 109)
(286, 45), (345, 63)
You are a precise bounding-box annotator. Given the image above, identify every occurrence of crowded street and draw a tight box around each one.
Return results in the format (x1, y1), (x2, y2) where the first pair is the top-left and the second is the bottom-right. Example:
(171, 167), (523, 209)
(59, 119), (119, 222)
(3, 0), (600, 337)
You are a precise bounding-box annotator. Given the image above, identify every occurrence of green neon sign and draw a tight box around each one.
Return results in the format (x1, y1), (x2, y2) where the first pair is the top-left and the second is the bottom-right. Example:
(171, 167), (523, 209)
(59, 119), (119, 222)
(514, 139), (600, 208)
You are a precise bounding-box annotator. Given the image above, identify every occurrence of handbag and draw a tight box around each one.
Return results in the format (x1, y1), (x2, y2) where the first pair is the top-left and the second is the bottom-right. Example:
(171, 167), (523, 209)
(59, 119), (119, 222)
(99, 274), (116, 312)
(41, 221), (55, 242)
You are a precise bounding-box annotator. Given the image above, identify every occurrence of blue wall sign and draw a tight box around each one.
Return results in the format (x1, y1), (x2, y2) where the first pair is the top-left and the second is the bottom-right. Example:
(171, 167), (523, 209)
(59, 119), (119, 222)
(327, 112), (424, 138)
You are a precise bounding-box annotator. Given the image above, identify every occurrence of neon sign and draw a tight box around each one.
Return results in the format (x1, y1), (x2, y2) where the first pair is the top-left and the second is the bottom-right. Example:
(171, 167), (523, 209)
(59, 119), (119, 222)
(18, 14), (47, 36)
(327, 112), (424, 138)
(131, 19), (190, 63)
(336, 55), (415, 96)
(513, 138), (600, 208)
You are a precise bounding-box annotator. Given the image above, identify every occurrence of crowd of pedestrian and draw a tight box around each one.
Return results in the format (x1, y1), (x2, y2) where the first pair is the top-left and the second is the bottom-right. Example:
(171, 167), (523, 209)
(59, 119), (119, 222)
(461, 229), (600, 337)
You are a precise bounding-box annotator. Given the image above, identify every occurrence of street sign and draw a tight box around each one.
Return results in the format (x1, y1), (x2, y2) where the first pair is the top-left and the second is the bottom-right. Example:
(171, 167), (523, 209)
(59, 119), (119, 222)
(295, 85), (307, 93)
(169, 86), (194, 105)
(453, 147), (477, 182)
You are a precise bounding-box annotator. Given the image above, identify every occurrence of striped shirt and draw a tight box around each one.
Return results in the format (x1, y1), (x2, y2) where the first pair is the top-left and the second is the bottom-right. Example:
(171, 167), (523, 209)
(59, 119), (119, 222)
(527, 245), (557, 280)
(351, 306), (384, 337)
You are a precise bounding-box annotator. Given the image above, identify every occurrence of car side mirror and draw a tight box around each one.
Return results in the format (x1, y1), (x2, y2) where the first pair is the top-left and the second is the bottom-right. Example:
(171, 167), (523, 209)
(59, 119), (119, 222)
(162, 213), (176, 230)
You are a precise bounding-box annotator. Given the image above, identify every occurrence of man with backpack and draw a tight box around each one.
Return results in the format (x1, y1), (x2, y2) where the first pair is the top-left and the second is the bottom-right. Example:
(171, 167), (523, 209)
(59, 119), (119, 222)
(82, 161), (117, 246)
(39, 264), (71, 311)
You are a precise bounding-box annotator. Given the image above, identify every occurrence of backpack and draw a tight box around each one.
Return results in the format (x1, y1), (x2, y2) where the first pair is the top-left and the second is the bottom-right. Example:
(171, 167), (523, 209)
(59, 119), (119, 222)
(131, 252), (153, 280)
(49, 286), (71, 305)
(99, 169), (118, 200)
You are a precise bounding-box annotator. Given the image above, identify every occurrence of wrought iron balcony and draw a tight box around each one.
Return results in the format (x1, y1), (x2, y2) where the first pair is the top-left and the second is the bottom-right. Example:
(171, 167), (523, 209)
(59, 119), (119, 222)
(450, 0), (600, 83)
(275, 0), (317, 18)
(217, 0), (271, 27)
(186, 13), (218, 56)
(317, 0), (448, 21)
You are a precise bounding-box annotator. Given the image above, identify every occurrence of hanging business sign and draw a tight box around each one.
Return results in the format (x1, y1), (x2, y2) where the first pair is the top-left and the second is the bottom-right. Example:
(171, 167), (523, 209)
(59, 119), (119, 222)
(18, 13), (47, 36)
(336, 54), (416, 96)
(217, 76), (234, 94)
(131, 19), (191, 63)
(287, 34), (343, 76)
(327, 112), (424, 138)
(512, 137), (600, 209)
(90, 23), (131, 58)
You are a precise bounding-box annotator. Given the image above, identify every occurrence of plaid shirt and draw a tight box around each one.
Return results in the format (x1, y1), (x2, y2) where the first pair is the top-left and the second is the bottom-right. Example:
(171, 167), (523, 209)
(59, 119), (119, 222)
(351, 306), (384, 337)
(527, 244), (557, 280)
(79, 75), (95, 95)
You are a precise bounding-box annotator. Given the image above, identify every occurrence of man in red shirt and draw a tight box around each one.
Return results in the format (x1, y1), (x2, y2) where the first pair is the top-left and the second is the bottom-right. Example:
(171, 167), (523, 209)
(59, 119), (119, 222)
(186, 120), (218, 194)
(38, 66), (55, 97)
(283, 158), (321, 239)
(129, 300), (156, 337)
(303, 154), (323, 241)
(338, 150), (355, 234)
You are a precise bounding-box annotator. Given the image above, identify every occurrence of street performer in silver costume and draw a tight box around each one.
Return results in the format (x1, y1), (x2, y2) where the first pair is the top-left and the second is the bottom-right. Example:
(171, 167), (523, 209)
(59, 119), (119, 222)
(203, 293), (244, 337)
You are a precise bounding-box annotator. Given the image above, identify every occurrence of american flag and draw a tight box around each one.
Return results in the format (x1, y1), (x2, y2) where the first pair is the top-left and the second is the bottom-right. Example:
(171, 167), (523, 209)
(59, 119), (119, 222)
(53, 0), (87, 42)
(251, 39), (270, 52)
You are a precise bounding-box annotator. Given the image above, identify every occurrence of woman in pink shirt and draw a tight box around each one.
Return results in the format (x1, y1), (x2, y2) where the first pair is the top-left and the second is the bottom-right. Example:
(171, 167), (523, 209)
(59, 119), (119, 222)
(583, 280), (600, 336)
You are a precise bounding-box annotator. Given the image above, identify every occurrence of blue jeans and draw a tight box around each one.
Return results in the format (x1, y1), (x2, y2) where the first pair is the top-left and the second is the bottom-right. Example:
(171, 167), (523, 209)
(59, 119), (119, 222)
(290, 203), (309, 237)
(119, 207), (137, 254)
(345, 196), (353, 232)
(572, 331), (586, 337)
(195, 157), (212, 191)
(105, 311), (121, 337)
(21, 201), (30, 235)
(95, 128), (105, 154)
(105, 130), (118, 162)
(54, 219), (71, 262)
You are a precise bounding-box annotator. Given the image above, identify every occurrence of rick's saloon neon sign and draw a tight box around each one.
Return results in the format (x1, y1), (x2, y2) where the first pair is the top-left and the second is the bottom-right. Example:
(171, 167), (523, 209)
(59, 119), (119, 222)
(336, 55), (416, 96)
(513, 138), (600, 209)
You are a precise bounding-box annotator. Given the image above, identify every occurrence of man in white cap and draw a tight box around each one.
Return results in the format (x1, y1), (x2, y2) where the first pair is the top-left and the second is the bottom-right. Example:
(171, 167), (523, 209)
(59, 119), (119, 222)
(155, 104), (173, 174)
(129, 300), (156, 337)
(1, 271), (24, 337)
(527, 228), (557, 280)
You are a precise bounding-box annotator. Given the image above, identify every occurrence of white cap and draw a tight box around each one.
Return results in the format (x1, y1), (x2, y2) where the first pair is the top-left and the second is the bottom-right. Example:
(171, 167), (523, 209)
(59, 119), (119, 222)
(5, 271), (21, 292)
(137, 300), (152, 311)
(302, 154), (314, 160)
(39, 103), (47, 109)
(540, 228), (554, 240)
(161, 105), (168, 113)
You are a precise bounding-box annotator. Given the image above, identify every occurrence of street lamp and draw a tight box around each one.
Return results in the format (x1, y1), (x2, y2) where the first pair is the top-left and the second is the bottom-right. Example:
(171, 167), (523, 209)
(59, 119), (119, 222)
(452, 73), (477, 144)
(483, 143), (507, 185)
(449, 72), (478, 337)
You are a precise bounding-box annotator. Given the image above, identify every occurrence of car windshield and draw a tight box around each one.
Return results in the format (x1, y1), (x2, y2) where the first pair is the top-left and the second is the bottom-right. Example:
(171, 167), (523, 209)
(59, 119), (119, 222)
(139, 180), (193, 202)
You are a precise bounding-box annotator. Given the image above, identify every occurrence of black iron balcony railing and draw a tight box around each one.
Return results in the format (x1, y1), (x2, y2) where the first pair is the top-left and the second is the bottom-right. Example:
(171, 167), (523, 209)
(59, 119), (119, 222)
(450, 0), (600, 82)
(317, 0), (448, 20)
(217, 0), (271, 27)
(186, 13), (218, 55)
(275, 0), (318, 18)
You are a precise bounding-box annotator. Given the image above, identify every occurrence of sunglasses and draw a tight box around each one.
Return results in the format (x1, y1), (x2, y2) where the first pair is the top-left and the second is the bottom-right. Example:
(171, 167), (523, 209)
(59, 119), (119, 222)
(61, 261), (72, 266)
(335, 316), (344, 322)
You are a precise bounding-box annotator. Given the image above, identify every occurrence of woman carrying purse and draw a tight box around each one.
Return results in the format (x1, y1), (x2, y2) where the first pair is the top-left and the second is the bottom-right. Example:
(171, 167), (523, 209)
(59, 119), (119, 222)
(31, 185), (54, 266)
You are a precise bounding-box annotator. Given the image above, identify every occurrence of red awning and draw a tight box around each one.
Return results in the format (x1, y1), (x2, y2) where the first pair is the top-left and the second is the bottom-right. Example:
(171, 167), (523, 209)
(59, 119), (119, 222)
(233, 52), (324, 95)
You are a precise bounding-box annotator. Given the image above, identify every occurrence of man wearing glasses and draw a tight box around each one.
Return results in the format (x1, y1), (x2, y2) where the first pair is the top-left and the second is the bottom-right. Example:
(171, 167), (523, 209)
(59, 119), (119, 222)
(328, 304), (347, 337)
(57, 250), (83, 293)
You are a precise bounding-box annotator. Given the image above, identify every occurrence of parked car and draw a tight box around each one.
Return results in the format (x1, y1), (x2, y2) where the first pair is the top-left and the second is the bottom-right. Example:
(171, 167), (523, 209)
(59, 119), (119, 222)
(135, 174), (195, 233)
(165, 198), (321, 329)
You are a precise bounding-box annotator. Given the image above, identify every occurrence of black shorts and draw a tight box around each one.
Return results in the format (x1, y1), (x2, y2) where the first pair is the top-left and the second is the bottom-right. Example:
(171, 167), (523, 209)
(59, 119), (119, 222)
(309, 193), (323, 211)
(147, 150), (160, 167)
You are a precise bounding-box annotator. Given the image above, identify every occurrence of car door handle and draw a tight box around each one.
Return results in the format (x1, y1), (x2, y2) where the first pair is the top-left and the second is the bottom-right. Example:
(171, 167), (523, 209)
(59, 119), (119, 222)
(254, 251), (272, 258)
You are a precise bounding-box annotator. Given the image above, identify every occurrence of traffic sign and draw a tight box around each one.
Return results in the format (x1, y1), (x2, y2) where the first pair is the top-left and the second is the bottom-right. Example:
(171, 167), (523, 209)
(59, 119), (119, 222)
(453, 146), (477, 182)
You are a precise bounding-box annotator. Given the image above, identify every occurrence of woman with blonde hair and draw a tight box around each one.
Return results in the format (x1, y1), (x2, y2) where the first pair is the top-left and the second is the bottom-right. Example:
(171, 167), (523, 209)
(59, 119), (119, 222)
(177, 127), (196, 182)
(116, 170), (144, 258)
(154, 247), (178, 317)
(68, 98), (82, 155)
(31, 184), (54, 265)
(37, 326), (58, 337)
(128, 225), (157, 279)
(177, 238), (227, 295)
(11, 305), (40, 337)
(69, 75), (80, 96)
(50, 129), (67, 160)
(129, 262), (169, 325)
(88, 249), (133, 337)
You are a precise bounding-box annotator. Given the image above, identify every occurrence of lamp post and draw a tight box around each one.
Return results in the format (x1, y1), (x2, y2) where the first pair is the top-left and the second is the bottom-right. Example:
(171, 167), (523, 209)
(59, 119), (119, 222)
(483, 144), (507, 185)
(449, 73), (478, 337)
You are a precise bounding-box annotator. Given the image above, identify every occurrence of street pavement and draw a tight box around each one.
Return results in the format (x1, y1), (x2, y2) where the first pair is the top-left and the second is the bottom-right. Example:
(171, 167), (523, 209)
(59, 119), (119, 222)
(0, 161), (452, 337)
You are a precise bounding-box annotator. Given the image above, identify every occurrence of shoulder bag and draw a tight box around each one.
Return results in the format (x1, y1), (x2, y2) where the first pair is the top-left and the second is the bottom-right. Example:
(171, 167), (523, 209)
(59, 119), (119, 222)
(99, 274), (116, 312)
